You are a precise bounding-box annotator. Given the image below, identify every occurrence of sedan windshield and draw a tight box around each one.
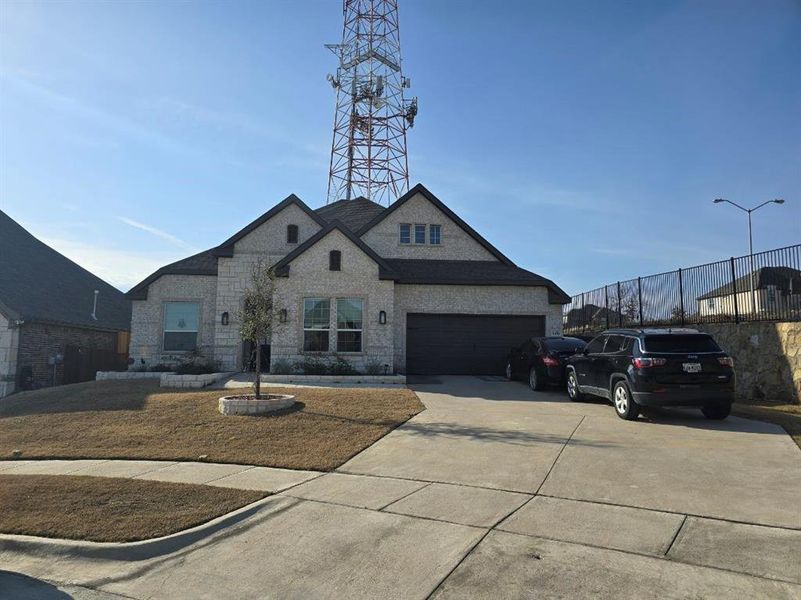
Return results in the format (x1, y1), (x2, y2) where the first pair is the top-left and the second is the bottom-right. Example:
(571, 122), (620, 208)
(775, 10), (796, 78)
(643, 334), (720, 353)
(545, 339), (586, 352)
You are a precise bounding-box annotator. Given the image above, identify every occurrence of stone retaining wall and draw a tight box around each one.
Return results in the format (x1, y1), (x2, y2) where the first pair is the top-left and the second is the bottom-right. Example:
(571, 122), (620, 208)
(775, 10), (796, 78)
(96, 371), (162, 380)
(96, 371), (233, 389)
(697, 321), (801, 403)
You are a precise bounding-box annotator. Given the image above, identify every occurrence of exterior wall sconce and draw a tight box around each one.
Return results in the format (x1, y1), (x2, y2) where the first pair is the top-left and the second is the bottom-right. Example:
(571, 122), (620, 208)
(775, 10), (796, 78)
(279, 309), (288, 323)
(221, 312), (229, 326)
(379, 310), (387, 325)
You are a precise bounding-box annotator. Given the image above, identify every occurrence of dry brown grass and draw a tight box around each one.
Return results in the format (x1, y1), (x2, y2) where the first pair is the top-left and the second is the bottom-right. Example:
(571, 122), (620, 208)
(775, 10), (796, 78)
(0, 380), (423, 470)
(733, 402), (801, 450)
(0, 474), (265, 542)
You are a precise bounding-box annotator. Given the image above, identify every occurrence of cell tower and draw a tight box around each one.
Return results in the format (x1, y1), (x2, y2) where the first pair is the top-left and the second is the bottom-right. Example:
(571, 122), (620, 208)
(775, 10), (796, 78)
(325, 0), (417, 205)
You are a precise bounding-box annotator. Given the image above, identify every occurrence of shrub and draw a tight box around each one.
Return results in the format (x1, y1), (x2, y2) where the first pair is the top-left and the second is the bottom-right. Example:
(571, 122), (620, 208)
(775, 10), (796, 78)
(328, 356), (357, 375)
(295, 357), (328, 375)
(271, 359), (294, 375)
(148, 363), (175, 372)
(364, 359), (385, 375)
(175, 353), (219, 375)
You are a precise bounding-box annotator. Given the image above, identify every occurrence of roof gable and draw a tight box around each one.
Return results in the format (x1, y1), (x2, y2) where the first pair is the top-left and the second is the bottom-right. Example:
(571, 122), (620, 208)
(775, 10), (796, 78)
(126, 249), (218, 300)
(315, 197), (387, 231)
(273, 221), (396, 280)
(697, 266), (801, 300)
(213, 194), (326, 257)
(357, 183), (514, 266)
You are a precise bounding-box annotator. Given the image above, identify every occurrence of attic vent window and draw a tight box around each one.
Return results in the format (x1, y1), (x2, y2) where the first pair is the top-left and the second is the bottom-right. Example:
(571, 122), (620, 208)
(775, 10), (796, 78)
(287, 224), (299, 244)
(329, 250), (342, 271)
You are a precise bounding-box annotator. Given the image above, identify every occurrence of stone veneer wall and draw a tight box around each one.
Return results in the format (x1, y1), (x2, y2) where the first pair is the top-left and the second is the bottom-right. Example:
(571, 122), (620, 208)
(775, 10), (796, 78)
(17, 322), (117, 390)
(697, 321), (801, 404)
(129, 274), (218, 368)
(213, 203), (323, 371)
(360, 192), (498, 261)
(271, 229), (395, 372)
(0, 312), (20, 397)
(392, 284), (564, 372)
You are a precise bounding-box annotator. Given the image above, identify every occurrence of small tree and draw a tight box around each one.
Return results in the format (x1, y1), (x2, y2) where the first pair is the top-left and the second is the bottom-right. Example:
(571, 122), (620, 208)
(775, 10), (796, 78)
(239, 261), (278, 399)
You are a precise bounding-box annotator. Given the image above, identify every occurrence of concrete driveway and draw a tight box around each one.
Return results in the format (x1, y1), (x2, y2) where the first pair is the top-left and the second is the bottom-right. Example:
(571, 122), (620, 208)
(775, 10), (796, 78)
(2, 377), (800, 599)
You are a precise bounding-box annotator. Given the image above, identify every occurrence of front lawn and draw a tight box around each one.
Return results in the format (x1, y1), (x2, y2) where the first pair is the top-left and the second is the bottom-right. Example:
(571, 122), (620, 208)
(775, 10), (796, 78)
(0, 380), (424, 470)
(0, 474), (266, 542)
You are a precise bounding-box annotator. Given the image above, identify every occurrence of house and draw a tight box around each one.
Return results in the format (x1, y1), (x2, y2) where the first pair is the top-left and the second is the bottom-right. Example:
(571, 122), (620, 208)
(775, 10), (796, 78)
(0, 211), (132, 397)
(697, 266), (801, 317)
(563, 303), (625, 332)
(126, 184), (570, 376)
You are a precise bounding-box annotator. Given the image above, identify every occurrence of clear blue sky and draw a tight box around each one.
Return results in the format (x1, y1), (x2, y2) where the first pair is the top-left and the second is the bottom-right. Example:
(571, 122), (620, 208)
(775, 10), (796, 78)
(1, 0), (799, 293)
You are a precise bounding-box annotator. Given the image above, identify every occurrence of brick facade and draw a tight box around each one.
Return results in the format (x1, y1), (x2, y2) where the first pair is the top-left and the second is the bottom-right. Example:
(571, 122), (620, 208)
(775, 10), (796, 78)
(16, 322), (118, 390)
(0, 312), (20, 397)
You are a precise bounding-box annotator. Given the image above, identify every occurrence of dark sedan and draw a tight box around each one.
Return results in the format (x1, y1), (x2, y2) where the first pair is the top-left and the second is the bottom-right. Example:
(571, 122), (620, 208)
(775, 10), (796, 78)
(506, 336), (587, 390)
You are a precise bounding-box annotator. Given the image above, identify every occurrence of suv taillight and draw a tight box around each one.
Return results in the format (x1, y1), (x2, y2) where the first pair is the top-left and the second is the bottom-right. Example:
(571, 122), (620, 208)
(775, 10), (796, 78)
(632, 357), (667, 369)
(543, 356), (560, 367)
(718, 357), (734, 368)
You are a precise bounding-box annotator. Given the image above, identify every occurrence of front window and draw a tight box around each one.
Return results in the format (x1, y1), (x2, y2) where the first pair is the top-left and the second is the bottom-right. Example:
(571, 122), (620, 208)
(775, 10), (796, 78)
(163, 302), (199, 351)
(414, 224), (426, 244)
(707, 298), (716, 310)
(399, 224), (411, 244)
(303, 298), (330, 351)
(336, 298), (363, 352)
(429, 224), (441, 245)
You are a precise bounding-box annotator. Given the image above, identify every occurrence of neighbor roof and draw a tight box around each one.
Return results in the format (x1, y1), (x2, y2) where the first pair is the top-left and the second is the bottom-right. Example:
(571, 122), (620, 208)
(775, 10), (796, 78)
(384, 259), (571, 303)
(0, 210), (131, 331)
(697, 267), (801, 300)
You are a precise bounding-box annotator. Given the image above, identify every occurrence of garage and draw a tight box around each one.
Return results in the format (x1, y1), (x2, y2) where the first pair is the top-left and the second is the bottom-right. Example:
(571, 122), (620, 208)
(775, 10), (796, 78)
(405, 313), (545, 375)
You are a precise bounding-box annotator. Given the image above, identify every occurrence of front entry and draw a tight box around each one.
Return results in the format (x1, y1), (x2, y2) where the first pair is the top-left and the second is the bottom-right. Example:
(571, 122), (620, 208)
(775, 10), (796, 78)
(405, 313), (546, 375)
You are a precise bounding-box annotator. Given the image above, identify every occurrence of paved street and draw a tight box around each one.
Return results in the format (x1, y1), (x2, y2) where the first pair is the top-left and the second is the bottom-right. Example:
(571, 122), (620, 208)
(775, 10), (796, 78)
(1, 377), (800, 599)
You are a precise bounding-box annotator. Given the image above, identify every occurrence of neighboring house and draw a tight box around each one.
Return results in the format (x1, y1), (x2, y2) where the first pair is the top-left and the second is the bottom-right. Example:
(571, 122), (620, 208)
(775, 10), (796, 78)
(0, 211), (132, 397)
(127, 184), (570, 375)
(697, 266), (801, 317)
(563, 303), (625, 332)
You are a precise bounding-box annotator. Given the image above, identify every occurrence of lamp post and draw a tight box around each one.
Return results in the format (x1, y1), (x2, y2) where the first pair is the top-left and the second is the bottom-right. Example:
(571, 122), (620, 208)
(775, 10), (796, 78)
(713, 198), (785, 315)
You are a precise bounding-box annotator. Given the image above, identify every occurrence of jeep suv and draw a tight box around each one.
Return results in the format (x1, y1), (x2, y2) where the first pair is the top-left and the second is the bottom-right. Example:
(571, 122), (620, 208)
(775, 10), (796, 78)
(565, 328), (735, 421)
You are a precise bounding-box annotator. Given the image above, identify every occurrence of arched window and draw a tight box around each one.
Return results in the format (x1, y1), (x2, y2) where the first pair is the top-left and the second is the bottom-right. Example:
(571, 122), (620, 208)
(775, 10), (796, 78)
(287, 224), (299, 244)
(329, 250), (341, 271)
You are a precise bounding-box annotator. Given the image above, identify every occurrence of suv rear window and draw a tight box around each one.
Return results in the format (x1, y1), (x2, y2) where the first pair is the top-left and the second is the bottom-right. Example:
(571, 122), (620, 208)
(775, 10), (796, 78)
(643, 334), (721, 353)
(544, 339), (585, 352)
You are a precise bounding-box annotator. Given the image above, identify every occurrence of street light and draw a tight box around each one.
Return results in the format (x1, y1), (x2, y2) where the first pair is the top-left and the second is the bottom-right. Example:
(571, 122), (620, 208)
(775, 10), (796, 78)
(713, 198), (785, 315)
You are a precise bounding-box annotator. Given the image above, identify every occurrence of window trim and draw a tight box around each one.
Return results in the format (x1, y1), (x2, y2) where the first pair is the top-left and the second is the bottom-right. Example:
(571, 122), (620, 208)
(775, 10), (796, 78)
(413, 223), (427, 245)
(335, 298), (364, 353)
(399, 223), (411, 245)
(429, 223), (442, 245)
(162, 301), (200, 353)
(302, 297), (331, 352)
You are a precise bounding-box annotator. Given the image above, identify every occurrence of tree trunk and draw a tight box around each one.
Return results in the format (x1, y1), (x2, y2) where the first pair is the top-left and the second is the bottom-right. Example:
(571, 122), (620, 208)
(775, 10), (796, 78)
(255, 343), (261, 399)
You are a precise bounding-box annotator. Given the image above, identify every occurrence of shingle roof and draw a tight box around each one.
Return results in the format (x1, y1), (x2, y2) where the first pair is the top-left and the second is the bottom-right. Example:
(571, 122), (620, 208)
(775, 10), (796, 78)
(0, 210), (131, 331)
(385, 259), (571, 304)
(126, 249), (219, 300)
(697, 266), (801, 300)
(314, 197), (388, 232)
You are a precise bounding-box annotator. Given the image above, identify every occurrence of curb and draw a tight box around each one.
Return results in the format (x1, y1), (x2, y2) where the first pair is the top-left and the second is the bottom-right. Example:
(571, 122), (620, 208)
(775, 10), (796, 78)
(0, 495), (299, 562)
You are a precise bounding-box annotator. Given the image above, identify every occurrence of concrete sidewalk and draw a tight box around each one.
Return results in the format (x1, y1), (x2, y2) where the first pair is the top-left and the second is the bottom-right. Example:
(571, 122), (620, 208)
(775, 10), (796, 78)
(1, 376), (800, 599)
(0, 458), (321, 492)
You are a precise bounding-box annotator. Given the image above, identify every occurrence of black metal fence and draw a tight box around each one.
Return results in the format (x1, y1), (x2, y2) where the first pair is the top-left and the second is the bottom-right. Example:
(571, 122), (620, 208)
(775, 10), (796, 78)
(563, 244), (801, 335)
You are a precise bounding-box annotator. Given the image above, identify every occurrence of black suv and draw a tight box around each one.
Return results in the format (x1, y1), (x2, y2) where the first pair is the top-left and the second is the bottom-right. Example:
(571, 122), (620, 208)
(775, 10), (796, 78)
(565, 328), (735, 421)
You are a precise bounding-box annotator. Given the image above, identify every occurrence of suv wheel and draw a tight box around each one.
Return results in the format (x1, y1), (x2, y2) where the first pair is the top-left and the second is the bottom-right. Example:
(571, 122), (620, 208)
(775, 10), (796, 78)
(505, 362), (513, 380)
(566, 370), (585, 401)
(613, 381), (640, 421)
(701, 403), (731, 420)
(529, 367), (544, 391)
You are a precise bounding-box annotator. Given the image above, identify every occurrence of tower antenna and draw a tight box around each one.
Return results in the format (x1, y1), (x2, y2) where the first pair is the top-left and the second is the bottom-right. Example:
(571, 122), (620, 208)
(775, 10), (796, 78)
(326, 0), (417, 205)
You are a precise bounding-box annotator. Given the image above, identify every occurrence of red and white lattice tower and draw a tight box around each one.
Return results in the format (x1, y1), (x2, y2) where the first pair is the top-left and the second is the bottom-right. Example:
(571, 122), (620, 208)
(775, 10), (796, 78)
(325, 0), (417, 205)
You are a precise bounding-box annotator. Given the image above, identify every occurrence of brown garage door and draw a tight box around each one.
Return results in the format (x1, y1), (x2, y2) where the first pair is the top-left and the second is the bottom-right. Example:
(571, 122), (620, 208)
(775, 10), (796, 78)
(406, 313), (545, 375)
